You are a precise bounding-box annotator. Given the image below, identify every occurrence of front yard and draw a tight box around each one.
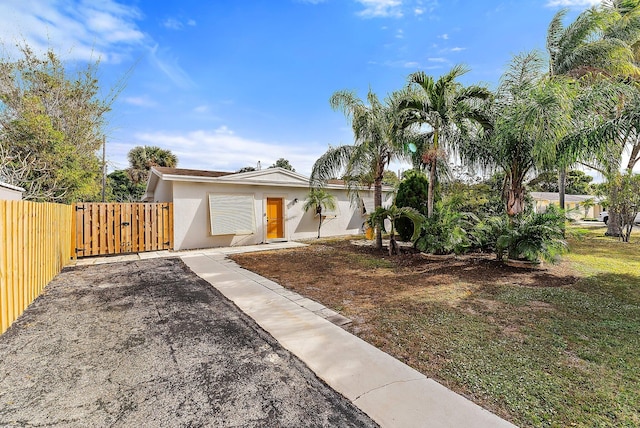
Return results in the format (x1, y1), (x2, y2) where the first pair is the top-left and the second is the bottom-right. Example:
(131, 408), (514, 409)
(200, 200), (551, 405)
(230, 224), (640, 428)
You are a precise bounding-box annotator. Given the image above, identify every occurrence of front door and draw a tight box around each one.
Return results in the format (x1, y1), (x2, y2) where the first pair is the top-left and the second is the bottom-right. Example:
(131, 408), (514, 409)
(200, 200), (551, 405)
(266, 198), (284, 239)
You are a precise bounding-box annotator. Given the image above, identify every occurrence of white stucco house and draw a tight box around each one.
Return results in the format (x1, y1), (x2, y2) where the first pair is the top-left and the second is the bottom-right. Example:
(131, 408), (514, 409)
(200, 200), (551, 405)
(0, 181), (24, 200)
(530, 191), (604, 219)
(143, 167), (392, 251)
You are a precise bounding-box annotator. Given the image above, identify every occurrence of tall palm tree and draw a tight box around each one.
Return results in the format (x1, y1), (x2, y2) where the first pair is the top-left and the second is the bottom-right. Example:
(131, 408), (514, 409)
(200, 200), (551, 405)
(311, 89), (404, 249)
(547, 3), (640, 209)
(396, 64), (492, 218)
(463, 52), (575, 217)
(127, 146), (178, 184)
(303, 188), (337, 239)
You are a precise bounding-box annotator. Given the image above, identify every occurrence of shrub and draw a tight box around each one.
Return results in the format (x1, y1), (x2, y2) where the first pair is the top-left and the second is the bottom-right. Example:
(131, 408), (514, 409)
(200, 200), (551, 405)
(395, 171), (429, 241)
(414, 200), (477, 255)
(496, 205), (568, 263)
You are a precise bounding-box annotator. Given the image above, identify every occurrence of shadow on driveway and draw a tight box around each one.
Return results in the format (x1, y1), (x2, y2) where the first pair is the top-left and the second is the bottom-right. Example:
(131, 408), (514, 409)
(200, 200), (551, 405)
(0, 258), (377, 427)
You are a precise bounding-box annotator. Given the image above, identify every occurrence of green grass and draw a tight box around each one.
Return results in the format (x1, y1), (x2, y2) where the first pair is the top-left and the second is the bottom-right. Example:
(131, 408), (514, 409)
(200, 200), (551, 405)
(366, 224), (640, 427)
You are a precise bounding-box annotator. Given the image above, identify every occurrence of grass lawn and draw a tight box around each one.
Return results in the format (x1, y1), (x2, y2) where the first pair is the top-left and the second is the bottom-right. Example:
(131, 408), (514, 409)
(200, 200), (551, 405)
(230, 224), (640, 428)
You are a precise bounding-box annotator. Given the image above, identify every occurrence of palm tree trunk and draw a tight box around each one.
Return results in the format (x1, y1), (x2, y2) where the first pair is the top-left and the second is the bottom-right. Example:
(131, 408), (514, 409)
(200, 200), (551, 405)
(506, 180), (525, 216)
(375, 176), (383, 250)
(558, 168), (566, 210)
(317, 216), (322, 238)
(605, 210), (622, 237)
(427, 159), (436, 218)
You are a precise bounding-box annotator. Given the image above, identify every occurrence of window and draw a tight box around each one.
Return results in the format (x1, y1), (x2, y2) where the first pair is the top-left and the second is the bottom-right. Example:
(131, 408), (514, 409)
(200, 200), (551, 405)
(208, 193), (256, 235)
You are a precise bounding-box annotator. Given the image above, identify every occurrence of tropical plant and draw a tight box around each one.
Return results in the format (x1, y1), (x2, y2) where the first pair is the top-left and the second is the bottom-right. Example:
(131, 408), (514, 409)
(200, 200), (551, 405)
(414, 200), (477, 255)
(0, 44), (121, 202)
(462, 52), (575, 217)
(496, 205), (568, 263)
(127, 146), (178, 185)
(311, 89), (406, 249)
(107, 169), (145, 202)
(601, 172), (640, 241)
(395, 170), (429, 241)
(546, 3), (640, 210)
(396, 64), (492, 218)
(269, 158), (295, 171)
(366, 205), (424, 256)
(303, 188), (337, 239)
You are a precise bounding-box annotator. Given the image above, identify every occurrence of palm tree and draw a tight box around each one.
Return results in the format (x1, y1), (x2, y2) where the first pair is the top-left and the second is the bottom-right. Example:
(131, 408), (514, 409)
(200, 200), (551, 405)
(127, 146), (178, 184)
(396, 64), (492, 218)
(546, 3), (640, 209)
(303, 188), (337, 239)
(367, 205), (424, 256)
(311, 89), (405, 249)
(463, 52), (575, 217)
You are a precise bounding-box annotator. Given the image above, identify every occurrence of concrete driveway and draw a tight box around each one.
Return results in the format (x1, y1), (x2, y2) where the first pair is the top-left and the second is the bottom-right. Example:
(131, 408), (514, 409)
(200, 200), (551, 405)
(0, 258), (376, 427)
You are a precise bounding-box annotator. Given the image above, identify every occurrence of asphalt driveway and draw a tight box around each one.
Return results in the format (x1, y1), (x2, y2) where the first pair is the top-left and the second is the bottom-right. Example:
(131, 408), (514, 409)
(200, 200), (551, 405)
(0, 258), (377, 427)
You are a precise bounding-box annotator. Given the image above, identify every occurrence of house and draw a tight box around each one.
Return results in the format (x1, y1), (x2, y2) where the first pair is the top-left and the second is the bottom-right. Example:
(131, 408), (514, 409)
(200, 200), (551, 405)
(0, 181), (24, 200)
(143, 167), (393, 251)
(530, 191), (604, 219)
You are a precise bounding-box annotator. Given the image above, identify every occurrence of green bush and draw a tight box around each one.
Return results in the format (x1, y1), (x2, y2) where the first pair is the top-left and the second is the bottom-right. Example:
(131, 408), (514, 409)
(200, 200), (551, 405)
(395, 171), (429, 241)
(496, 205), (568, 262)
(414, 201), (477, 255)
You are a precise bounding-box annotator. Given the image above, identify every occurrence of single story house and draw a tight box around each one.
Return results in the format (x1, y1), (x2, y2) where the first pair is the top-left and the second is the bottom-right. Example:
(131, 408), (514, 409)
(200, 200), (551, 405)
(0, 181), (24, 201)
(143, 167), (393, 251)
(531, 191), (604, 219)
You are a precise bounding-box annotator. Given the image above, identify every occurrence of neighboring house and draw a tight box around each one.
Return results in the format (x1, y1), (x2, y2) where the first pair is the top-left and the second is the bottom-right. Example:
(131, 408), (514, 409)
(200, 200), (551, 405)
(143, 167), (393, 250)
(0, 181), (24, 200)
(531, 192), (603, 219)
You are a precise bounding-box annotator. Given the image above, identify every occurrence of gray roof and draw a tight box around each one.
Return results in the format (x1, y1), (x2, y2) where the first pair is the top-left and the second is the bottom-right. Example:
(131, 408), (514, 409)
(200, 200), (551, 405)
(530, 192), (601, 203)
(0, 181), (25, 192)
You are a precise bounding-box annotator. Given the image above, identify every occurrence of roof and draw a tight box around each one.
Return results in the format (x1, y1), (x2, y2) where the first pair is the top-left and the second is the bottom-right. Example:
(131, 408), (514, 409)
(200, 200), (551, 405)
(153, 167), (233, 178)
(530, 192), (602, 204)
(143, 166), (393, 201)
(0, 181), (25, 192)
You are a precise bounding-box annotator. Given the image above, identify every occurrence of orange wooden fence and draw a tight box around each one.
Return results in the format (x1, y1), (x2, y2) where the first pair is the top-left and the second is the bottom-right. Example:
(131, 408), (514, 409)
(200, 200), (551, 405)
(73, 203), (173, 257)
(0, 200), (74, 334)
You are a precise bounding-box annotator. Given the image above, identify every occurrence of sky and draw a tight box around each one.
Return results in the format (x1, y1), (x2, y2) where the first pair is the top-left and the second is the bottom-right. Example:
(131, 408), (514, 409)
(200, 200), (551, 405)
(0, 0), (602, 177)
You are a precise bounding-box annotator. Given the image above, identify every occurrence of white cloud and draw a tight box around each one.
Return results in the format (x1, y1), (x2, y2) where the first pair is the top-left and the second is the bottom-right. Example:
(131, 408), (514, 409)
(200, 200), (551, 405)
(0, 0), (145, 63)
(162, 18), (183, 30)
(545, 0), (600, 6)
(128, 127), (321, 175)
(193, 105), (210, 113)
(450, 47), (466, 52)
(0, 0), (193, 89)
(438, 33), (449, 40)
(148, 44), (194, 89)
(395, 29), (404, 39)
(428, 57), (447, 63)
(356, 0), (403, 18)
(414, 8), (424, 15)
(162, 17), (197, 30)
(123, 96), (157, 107)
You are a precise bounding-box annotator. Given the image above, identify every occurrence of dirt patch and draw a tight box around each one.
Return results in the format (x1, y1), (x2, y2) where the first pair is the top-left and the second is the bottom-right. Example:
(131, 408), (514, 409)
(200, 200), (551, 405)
(230, 238), (583, 424)
(231, 239), (579, 317)
(0, 258), (376, 428)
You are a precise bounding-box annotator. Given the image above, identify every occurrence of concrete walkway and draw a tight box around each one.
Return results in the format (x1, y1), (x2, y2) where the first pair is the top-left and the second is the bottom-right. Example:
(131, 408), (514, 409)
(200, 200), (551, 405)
(75, 243), (516, 427)
(179, 251), (516, 428)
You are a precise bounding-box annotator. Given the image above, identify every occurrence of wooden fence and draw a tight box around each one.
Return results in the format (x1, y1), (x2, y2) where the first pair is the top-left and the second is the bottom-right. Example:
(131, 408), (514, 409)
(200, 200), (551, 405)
(0, 200), (74, 334)
(73, 203), (173, 257)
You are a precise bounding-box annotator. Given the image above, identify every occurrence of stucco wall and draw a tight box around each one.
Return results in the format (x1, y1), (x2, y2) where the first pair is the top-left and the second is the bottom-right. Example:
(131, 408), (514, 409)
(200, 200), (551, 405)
(0, 186), (23, 201)
(171, 181), (372, 250)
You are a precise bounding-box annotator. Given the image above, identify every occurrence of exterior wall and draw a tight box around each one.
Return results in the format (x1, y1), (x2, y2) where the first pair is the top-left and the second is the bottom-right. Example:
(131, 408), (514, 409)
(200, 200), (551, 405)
(152, 179), (173, 203)
(0, 186), (23, 201)
(533, 197), (603, 219)
(171, 181), (371, 250)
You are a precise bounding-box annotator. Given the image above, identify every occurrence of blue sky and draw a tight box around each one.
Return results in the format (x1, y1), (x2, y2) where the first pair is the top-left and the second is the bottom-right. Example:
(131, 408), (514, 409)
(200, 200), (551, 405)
(0, 0), (600, 176)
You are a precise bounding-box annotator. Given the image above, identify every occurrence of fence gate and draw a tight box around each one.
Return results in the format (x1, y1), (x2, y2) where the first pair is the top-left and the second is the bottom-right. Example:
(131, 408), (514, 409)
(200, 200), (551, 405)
(74, 203), (173, 257)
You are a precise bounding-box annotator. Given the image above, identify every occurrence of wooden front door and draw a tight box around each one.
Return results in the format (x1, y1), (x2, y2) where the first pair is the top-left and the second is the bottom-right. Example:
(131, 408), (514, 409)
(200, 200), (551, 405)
(266, 198), (284, 239)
